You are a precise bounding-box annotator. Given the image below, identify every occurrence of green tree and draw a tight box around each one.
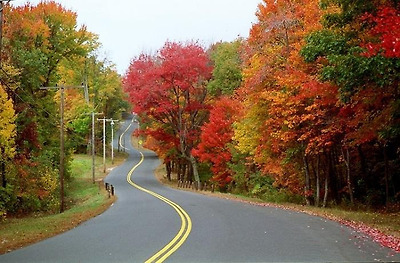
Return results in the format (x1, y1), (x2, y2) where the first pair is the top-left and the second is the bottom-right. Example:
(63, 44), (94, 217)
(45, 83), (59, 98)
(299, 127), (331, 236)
(4, 1), (94, 159)
(207, 40), (243, 96)
(59, 55), (128, 153)
(301, 0), (400, 205)
(2, 1), (96, 213)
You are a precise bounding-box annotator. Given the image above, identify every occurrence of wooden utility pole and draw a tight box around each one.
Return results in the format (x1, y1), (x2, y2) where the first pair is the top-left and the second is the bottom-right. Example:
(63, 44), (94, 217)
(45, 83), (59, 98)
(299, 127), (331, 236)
(90, 112), (102, 183)
(41, 83), (84, 213)
(82, 61), (101, 184)
(59, 85), (65, 212)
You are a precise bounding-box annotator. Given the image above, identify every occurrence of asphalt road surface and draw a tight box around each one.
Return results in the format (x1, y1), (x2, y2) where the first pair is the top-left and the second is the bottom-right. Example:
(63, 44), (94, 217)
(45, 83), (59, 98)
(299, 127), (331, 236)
(1, 116), (399, 262)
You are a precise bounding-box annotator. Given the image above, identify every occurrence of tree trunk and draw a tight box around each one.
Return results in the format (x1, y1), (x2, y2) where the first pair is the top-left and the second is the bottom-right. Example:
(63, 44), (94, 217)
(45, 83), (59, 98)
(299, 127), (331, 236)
(186, 161), (193, 182)
(330, 149), (340, 203)
(177, 161), (183, 182)
(166, 161), (172, 181)
(323, 174), (329, 208)
(323, 152), (330, 208)
(383, 145), (390, 206)
(342, 147), (354, 205)
(315, 155), (320, 207)
(181, 162), (186, 182)
(303, 154), (312, 206)
(189, 154), (200, 190)
(172, 161), (176, 173)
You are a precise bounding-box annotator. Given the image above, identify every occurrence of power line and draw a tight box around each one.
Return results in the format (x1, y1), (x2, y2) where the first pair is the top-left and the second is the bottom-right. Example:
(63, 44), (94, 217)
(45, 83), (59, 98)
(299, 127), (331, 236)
(0, 1), (73, 128)
(41, 83), (84, 214)
(0, 66), (59, 125)
(87, 112), (102, 183)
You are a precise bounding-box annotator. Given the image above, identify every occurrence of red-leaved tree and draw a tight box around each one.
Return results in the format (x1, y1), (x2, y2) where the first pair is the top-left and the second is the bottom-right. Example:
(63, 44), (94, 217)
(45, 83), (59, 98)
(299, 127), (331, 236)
(192, 97), (240, 187)
(123, 41), (212, 186)
(362, 4), (400, 58)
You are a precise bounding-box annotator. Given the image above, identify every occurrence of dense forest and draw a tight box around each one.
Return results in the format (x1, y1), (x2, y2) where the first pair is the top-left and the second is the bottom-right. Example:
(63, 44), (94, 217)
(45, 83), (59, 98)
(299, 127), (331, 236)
(124, 0), (400, 209)
(0, 0), (398, 217)
(0, 2), (128, 216)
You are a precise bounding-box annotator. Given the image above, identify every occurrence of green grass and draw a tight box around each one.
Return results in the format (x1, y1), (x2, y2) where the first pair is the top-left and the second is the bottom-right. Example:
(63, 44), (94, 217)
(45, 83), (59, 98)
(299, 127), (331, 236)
(0, 152), (127, 254)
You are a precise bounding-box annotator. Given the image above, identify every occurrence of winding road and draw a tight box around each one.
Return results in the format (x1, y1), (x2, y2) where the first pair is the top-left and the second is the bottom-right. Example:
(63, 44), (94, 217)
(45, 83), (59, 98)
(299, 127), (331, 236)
(1, 116), (399, 262)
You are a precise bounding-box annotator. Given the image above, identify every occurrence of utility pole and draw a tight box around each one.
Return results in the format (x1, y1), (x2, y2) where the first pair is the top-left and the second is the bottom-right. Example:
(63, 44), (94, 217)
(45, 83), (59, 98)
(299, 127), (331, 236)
(41, 83), (84, 213)
(117, 121), (126, 153)
(97, 118), (119, 172)
(98, 117), (107, 173)
(90, 112), (102, 183)
(109, 119), (119, 164)
(82, 62), (103, 184)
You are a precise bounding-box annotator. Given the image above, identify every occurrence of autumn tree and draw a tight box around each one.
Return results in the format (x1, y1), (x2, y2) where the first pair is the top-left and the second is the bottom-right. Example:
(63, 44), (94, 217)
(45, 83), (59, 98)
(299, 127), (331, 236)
(207, 40), (243, 96)
(0, 82), (16, 216)
(60, 55), (129, 153)
(124, 41), (212, 187)
(0, 83), (16, 174)
(230, 0), (328, 203)
(0, 1), (121, 214)
(192, 97), (240, 187)
(302, 0), (400, 206)
(4, 0), (94, 160)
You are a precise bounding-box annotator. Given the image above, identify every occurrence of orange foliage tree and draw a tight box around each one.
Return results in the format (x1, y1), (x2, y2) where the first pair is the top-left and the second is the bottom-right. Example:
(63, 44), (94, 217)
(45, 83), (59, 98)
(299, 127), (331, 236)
(233, 0), (327, 202)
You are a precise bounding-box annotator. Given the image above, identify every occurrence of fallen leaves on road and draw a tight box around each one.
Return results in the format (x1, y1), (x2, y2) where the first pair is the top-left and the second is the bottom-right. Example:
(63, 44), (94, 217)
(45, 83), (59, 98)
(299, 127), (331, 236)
(221, 196), (400, 253)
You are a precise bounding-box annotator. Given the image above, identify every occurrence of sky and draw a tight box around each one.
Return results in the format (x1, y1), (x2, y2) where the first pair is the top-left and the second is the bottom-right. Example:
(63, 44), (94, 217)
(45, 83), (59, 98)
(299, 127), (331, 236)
(11, 0), (262, 74)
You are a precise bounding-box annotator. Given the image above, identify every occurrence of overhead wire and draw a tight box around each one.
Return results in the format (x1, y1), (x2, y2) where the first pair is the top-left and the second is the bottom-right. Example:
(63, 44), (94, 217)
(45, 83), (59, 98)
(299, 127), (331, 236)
(0, 66), (60, 129)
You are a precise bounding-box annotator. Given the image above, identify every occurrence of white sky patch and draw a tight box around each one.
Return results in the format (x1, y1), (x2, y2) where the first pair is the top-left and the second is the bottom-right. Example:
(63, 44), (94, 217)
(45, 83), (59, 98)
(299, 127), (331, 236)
(11, 0), (261, 74)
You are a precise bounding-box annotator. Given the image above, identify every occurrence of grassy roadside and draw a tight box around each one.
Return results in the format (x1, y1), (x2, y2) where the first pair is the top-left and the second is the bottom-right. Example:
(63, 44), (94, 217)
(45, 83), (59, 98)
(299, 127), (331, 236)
(0, 152), (127, 255)
(154, 164), (400, 249)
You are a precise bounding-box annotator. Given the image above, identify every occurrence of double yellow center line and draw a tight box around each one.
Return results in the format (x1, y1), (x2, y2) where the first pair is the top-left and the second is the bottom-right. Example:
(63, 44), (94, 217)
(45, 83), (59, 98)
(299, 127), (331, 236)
(122, 120), (192, 262)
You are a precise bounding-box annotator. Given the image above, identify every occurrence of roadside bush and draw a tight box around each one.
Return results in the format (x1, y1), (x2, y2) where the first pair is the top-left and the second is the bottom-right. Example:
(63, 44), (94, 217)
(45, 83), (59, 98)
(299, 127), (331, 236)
(249, 174), (303, 204)
(0, 184), (14, 219)
(3, 158), (60, 215)
(198, 162), (213, 182)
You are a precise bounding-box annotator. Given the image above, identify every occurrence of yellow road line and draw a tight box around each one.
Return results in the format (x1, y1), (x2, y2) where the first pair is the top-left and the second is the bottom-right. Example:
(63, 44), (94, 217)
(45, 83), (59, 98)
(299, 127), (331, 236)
(121, 119), (192, 262)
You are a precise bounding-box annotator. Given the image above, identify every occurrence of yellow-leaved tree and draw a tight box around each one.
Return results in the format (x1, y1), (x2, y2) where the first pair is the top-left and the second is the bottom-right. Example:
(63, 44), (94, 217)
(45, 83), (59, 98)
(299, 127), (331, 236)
(0, 83), (16, 217)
